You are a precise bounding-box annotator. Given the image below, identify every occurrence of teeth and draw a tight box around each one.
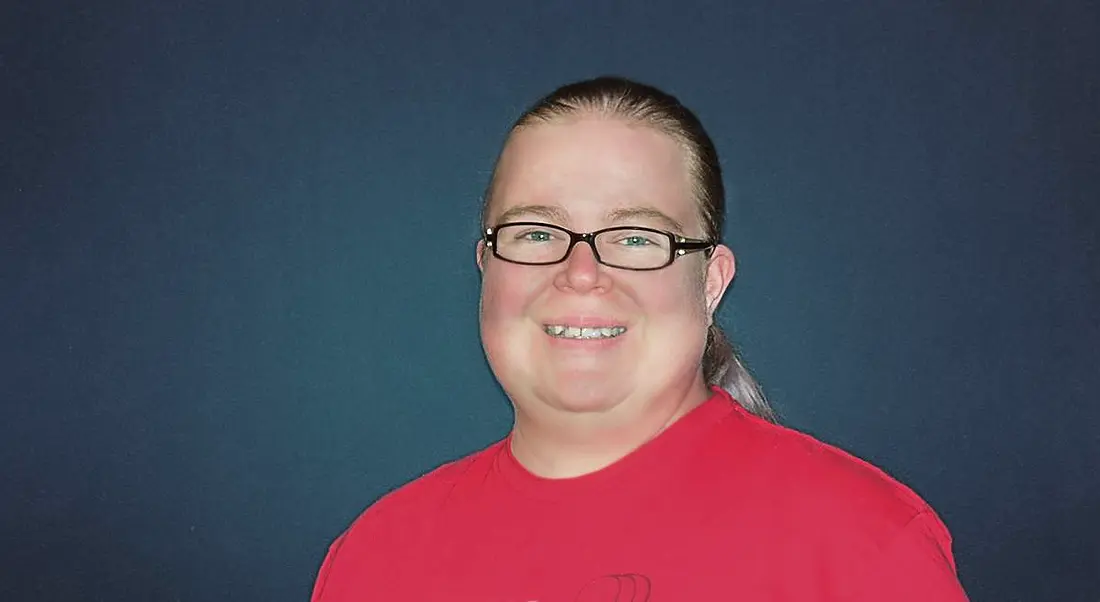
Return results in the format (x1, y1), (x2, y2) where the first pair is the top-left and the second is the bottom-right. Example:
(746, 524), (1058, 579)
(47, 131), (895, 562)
(544, 325), (627, 339)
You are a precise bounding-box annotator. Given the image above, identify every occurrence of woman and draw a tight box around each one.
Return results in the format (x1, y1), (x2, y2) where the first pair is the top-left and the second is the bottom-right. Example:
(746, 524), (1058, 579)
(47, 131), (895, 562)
(311, 76), (969, 601)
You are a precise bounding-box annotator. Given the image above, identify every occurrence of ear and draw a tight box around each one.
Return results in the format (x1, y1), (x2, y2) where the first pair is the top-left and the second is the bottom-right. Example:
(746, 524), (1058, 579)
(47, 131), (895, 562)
(476, 239), (486, 272)
(704, 244), (736, 316)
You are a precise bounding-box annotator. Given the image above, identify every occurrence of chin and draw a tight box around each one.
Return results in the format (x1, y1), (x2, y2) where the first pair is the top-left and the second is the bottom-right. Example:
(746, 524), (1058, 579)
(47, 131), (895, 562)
(534, 378), (631, 414)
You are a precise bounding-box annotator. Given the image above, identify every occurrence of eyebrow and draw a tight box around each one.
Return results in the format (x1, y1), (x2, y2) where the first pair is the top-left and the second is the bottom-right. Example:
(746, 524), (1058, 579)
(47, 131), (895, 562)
(493, 204), (688, 235)
(494, 204), (570, 226)
(605, 207), (686, 234)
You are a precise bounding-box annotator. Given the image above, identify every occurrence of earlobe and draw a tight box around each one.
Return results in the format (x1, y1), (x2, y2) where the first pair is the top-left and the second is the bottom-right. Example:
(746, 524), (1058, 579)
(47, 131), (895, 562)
(476, 240), (486, 272)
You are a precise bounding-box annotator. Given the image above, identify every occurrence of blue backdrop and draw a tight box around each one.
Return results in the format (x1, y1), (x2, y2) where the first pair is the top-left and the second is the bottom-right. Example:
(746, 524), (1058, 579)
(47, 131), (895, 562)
(2, 1), (1097, 600)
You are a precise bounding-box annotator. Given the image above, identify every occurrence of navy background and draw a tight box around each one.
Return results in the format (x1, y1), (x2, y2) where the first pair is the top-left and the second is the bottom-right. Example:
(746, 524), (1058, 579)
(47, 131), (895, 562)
(2, 1), (1098, 600)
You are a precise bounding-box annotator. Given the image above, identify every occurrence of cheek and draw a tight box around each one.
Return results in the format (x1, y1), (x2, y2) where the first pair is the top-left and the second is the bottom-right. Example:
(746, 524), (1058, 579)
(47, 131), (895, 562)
(634, 270), (710, 381)
(480, 266), (537, 325)
(480, 266), (548, 387)
(639, 269), (709, 327)
(479, 265), (544, 360)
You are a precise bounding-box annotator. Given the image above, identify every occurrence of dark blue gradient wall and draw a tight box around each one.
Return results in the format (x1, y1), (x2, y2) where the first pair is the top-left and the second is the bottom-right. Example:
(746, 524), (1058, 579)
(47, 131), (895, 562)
(2, 2), (1097, 600)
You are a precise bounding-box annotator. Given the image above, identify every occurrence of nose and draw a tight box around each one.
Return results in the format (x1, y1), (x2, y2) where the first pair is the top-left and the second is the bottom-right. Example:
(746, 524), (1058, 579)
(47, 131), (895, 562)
(555, 239), (609, 293)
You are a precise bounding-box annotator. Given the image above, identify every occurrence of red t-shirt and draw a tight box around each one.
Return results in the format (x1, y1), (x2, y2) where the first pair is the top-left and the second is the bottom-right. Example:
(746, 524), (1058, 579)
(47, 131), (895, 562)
(312, 388), (969, 601)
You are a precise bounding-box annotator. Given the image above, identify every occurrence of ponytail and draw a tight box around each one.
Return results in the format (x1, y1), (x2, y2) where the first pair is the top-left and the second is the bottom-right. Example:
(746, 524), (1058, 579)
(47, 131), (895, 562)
(703, 324), (778, 423)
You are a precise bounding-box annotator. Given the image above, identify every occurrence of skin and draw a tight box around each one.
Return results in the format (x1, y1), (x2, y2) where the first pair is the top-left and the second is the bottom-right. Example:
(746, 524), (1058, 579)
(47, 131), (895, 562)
(476, 114), (736, 479)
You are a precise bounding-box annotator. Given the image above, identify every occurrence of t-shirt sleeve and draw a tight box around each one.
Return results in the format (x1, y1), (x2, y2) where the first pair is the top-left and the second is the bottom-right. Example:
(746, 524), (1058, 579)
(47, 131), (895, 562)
(849, 511), (970, 601)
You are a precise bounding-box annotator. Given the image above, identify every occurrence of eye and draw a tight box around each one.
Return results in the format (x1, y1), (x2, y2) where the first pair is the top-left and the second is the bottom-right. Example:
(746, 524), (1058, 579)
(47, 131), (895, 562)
(620, 235), (654, 247)
(602, 228), (669, 251)
(515, 229), (556, 243)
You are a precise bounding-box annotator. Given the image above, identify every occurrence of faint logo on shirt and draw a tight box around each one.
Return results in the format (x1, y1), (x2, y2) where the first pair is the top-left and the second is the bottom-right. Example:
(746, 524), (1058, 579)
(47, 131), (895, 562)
(573, 573), (652, 602)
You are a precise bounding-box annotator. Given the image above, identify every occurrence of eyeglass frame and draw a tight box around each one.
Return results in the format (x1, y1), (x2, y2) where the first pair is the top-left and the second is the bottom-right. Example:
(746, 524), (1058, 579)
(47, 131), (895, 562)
(483, 221), (716, 271)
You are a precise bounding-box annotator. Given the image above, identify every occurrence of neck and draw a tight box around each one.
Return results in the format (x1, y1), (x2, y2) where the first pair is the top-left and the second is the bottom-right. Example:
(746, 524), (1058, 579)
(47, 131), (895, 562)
(509, 375), (712, 479)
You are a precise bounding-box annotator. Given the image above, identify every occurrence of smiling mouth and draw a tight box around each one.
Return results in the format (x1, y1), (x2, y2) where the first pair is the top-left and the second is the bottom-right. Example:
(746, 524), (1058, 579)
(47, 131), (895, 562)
(543, 325), (628, 340)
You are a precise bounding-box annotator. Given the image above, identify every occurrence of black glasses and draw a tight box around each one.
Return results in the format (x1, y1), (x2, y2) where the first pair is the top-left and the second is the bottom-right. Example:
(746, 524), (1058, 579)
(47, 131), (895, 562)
(484, 222), (715, 271)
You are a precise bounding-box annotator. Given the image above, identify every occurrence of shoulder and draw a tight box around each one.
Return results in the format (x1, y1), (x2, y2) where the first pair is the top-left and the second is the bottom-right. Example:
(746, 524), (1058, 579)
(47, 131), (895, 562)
(702, 406), (962, 595)
(354, 440), (501, 529)
(311, 441), (505, 600)
(713, 406), (948, 547)
(325, 440), (503, 557)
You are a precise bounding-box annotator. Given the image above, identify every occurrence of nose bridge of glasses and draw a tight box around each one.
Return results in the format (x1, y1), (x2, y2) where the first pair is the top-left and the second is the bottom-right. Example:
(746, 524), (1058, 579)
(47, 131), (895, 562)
(565, 230), (601, 263)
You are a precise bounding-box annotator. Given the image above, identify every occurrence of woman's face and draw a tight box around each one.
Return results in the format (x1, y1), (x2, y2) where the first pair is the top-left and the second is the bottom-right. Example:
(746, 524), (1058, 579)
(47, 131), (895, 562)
(478, 115), (734, 419)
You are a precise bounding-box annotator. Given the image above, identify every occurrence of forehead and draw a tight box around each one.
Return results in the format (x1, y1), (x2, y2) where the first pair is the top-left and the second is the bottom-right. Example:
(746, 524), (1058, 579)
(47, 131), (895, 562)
(488, 116), (699, 232)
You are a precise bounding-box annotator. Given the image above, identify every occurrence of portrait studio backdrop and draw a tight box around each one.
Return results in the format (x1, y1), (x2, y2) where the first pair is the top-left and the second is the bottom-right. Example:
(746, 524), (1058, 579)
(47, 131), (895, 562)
(2, 2), (1098, 601)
